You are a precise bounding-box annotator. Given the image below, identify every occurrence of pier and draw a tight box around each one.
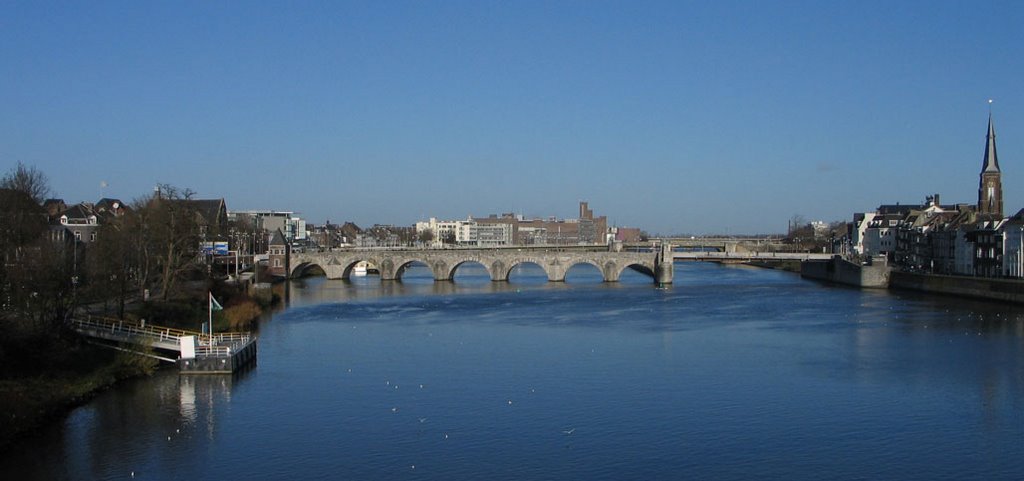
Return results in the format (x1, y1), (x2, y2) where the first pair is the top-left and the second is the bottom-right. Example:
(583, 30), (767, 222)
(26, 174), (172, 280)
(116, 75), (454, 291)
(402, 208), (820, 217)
(67, 316), (257, 374)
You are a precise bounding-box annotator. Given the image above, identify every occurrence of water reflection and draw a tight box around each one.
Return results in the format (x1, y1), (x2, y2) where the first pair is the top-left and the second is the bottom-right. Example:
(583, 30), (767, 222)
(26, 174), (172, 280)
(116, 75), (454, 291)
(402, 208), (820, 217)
(5, 262), (1024, 479)
(1, 365), (251, 480)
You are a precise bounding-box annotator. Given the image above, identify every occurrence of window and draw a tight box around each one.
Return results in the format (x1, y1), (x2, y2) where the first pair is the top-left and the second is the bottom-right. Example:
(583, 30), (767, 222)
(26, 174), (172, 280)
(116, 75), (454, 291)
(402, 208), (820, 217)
(273, 259), (282, 267)
(90, 232), (96, 242)
(74, 231), (81, 241)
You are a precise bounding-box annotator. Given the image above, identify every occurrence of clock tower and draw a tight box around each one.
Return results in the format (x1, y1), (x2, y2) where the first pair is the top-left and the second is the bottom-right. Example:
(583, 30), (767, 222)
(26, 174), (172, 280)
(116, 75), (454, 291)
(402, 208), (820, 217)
(978, 112), (1003, 217)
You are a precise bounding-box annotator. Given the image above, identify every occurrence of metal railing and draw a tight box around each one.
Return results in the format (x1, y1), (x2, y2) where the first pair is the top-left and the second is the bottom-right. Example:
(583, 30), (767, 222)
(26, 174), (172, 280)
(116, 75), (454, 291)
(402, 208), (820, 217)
(68, 316), (254, 357)
(672, 252), (834, 261)
(208, 332), (251, 344)
(195, 345), (232, 358)
(68, 316), (196, 343)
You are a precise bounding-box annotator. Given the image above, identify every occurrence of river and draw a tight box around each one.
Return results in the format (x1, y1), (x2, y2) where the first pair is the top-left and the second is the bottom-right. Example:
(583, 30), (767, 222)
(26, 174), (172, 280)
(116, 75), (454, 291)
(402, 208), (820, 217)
(2, 262), (1023, 480)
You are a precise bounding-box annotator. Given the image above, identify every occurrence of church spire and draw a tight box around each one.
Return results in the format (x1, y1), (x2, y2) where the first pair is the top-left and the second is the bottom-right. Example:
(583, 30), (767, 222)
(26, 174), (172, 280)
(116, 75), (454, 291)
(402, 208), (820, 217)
(982, 109), (1000, 173)
(978, 103), (1003, 216)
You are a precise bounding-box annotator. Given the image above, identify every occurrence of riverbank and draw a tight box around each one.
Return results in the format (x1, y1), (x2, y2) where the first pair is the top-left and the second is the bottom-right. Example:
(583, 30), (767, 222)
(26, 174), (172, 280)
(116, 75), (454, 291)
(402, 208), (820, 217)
(0, 281), (275, 452)
(747, 259), (802, 272)
(798, 257), (1024, 304)
(890, 271), (1024, 304)
(0, 340), (157, 451)
(800, 257), (891, 288)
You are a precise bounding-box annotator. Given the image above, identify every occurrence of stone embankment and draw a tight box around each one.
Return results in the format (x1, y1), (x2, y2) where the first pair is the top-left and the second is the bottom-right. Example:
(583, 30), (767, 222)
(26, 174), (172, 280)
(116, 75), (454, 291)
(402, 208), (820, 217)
(800, 256), (891, 289)
(889, 271), (1024, 304)
(801, 256), (1024, 304)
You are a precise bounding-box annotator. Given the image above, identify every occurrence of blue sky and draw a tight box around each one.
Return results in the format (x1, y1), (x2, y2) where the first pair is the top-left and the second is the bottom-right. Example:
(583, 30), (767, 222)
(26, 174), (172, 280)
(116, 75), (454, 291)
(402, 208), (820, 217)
(2, 1), (1022, 234)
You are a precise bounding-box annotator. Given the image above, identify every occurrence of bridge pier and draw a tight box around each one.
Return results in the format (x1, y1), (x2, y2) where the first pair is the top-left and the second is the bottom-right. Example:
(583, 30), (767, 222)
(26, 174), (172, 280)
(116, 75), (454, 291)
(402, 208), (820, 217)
(655, 242), (674, 286)
(602, 261), (622, 282)
(547, 263), (567, 282)
(432, 261), (453, 281)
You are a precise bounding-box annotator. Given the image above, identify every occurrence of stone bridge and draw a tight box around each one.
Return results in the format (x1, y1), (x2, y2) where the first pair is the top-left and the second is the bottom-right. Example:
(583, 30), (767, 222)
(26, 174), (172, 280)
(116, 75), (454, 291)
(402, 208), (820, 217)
(628, 237), (785, 253)
(288, 245), (674, 284)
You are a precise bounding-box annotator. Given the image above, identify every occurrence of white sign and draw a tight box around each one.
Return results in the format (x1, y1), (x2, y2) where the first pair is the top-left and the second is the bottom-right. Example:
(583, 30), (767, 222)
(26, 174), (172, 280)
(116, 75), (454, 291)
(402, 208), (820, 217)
(180, 335), (196, 359)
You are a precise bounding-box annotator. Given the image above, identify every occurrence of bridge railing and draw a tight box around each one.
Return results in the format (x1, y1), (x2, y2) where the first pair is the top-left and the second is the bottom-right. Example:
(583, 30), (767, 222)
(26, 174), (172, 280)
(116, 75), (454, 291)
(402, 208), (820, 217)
(672, 252), (833, 260)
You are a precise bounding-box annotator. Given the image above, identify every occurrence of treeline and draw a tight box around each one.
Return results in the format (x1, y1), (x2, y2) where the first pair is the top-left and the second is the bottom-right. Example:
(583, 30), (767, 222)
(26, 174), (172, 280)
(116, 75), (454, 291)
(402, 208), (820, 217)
(0, 163), (224, 341)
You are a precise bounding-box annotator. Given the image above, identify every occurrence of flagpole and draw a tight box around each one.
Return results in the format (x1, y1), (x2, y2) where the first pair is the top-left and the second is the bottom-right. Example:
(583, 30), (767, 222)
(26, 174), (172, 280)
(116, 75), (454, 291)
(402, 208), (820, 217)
(208, 291), (212, 336)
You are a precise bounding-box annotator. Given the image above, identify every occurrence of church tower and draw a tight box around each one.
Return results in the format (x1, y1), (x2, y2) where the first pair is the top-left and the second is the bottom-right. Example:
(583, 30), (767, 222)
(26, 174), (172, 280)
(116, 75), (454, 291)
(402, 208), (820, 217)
(978, 112), (1003, 216)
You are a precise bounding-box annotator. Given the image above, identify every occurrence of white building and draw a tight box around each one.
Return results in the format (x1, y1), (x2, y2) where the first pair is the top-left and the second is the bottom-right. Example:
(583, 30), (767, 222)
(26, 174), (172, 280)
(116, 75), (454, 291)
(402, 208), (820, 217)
(415, 218), (460, 247)
(290, 217), (307, 241)
(474, 222), (513, 247)
(851, 212), (877, 255)
(1002, 210), (1024, 277)
(229, 210), (308, 242)
(415, 217), (513, 247)
(862, 216), (899, 257)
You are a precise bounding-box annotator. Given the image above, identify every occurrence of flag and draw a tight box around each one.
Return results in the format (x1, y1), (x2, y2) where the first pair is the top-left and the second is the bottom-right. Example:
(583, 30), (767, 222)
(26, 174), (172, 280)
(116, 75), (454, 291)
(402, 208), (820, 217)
(207, 292), (223, 336)
(210, 292), (223, 311)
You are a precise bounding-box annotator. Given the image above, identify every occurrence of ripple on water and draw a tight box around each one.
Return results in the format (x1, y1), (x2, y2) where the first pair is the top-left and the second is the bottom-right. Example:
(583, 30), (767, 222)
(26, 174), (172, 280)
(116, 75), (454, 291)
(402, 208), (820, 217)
(4, 263), (1024, 480)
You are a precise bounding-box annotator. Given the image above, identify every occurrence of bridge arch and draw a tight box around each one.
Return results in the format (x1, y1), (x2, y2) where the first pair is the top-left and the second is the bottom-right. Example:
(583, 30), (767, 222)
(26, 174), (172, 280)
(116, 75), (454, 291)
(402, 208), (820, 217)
(446, 259), (495, 282)
(339, 259), (360, 279)
(618, 262), (656, 281)
(394, 258), (432, 281)
(564, 259), (609, 282)
(338, 257), (379, 279)
(503, 257), (561, 282)
(290, 261), (326, 278)
(503, 260), (547, 283)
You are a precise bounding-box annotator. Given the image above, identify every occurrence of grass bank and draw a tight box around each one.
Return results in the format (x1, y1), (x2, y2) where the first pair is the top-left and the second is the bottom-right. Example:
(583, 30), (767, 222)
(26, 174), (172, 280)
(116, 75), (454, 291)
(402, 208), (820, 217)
(0, 337), (157, 451)
(0, 281), (275, 451)
(133, 281), (275, 333)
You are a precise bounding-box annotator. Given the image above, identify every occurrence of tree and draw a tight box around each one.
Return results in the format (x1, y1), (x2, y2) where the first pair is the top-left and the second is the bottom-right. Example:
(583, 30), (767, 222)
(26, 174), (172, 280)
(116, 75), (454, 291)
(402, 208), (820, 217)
(417, 228), (435, 245)
(1, 162), (51, 204)
(0, 164), (80, 339)
(85, 214), (136, 319)
(788, 214), (807, 238)
(3, 239), (77, 334)
(132, 184), (203, 301)
(440, 230), (456, 245)
(0, 188), (48, 263)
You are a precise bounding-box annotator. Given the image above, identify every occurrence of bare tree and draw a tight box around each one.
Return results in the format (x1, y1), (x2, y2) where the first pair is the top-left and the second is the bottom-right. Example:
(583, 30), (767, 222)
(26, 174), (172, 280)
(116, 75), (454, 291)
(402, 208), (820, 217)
(0, 172), (74, 338)
(417, 228), (435, 245)
(130, 184), (201, 301)
(1, 162), (51, 204)
(85, 215), (135, 319)
(0, 188), (48, 263)
(4, 240), (78, 333)
(788, 214), (807, 237)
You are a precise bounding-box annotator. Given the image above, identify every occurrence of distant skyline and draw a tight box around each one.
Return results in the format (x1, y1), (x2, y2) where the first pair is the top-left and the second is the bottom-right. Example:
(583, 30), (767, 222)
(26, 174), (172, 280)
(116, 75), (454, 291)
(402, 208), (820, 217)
(2, 1), (1022, 234)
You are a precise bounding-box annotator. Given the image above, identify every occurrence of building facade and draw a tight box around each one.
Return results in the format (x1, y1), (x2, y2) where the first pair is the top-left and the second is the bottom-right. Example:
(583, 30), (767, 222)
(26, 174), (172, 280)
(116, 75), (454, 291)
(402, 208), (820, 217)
(848, 112), (1015, 278)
